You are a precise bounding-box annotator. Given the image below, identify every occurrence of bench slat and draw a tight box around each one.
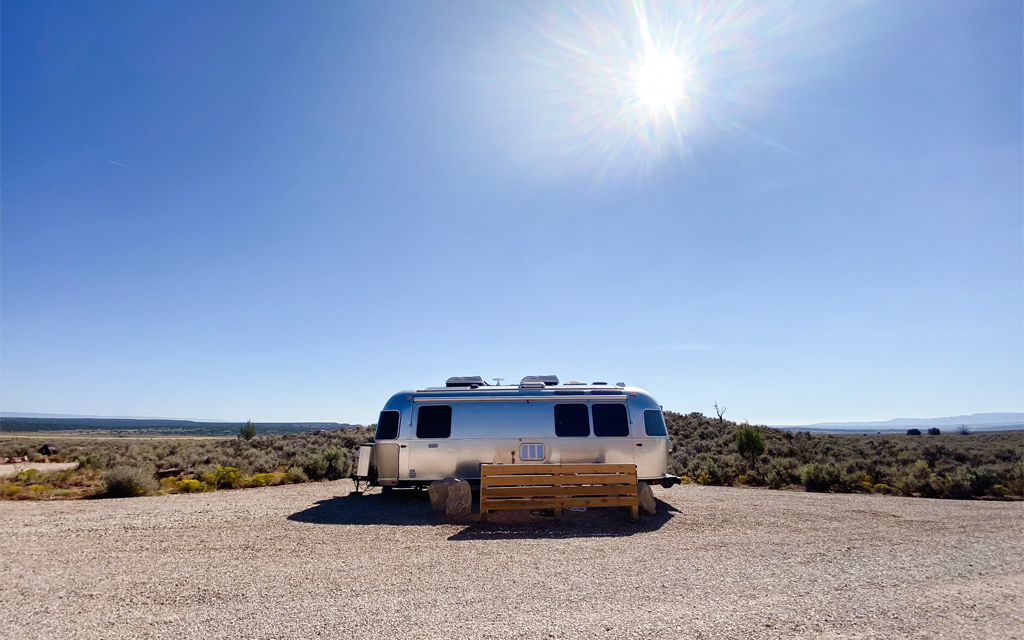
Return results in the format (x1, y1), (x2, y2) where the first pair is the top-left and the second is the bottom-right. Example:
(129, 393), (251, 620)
(481, 485), (639, 498)
(481, 496), (639, 511)
(480, 474), (635, 488)
(481, 463), (637, 476)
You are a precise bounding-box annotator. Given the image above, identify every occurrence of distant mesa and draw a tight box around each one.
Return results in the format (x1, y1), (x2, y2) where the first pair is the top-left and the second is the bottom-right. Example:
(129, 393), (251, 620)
(0, 414), (364, 435)
(773, 412), (1024, 433)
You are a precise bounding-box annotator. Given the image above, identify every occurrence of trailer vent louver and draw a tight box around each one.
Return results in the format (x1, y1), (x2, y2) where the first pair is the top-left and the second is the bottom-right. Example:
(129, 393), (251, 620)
(445, 376), (487, 387)
(520, 375), (559, 386)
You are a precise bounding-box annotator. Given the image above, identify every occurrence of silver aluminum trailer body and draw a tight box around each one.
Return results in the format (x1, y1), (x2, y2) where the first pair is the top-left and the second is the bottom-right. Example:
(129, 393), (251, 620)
(354, 382), (678, 489)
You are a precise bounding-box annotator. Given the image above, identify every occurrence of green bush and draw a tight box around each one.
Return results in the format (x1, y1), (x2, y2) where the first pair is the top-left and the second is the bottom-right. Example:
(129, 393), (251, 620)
(76, 453), (105, 470)
(247, 473), (276, 487)
(176, 478), (209, 493)
(102, 467), (156, 498)
(302, 456), (329, 481)
(799, 463), (837, 492)
(766, 470), (784, 489)
(287, 466), (308, 483)
(201, 465), (242, 489)
(696, 458), (722, 485)
(13, 469), (40, 483)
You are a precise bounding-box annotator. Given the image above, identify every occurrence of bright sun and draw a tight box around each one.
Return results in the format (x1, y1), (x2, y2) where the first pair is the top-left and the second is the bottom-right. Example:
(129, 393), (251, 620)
(636, 53), (685, 111)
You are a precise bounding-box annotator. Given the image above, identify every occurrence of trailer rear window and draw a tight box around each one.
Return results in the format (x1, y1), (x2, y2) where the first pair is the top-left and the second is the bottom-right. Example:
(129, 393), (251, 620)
(554, 403), (590, 437)
(643, 410), (668, 437)
(416, 405), (452, 439)
(592, 403), (629, 437)
(375, 411), (400, 440)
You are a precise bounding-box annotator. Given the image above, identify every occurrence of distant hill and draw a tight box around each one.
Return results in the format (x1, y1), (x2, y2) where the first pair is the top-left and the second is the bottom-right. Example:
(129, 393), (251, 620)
(774, 412), (1024, 433)
(0, 416), (363, 436)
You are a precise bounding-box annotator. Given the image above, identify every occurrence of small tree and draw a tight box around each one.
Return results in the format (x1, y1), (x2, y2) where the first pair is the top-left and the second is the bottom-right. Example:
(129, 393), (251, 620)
(906, 428), (921, 436)
(927, 427), (941, 436)
(735, 424), (766, 470)
(239, 420), (256, 441)
(957, 424), (971, 435)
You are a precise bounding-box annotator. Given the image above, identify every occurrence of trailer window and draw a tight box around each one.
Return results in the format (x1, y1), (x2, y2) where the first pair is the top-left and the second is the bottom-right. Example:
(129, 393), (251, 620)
(643, 410), (668, 437)
(554, 403), (590, 437)
(416, 405), (452, 439)
(375, 411), (400, 440)
(592, 404), (629, 437)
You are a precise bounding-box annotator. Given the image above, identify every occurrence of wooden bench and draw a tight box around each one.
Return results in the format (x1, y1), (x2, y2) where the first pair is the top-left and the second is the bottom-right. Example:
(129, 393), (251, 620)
(479, 463), (639, 520)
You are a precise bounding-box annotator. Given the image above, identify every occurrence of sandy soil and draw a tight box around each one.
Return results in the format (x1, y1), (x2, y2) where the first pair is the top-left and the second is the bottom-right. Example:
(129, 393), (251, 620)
(0, 461), (78, 477)
(0, 481), (1020, 640)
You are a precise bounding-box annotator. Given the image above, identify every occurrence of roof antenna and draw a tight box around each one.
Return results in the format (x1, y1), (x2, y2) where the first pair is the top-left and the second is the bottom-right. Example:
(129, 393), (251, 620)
(493, 378), (504, 386)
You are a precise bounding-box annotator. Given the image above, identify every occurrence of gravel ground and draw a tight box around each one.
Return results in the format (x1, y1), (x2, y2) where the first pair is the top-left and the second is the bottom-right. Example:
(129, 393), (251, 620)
(1, 481), (1020, 640)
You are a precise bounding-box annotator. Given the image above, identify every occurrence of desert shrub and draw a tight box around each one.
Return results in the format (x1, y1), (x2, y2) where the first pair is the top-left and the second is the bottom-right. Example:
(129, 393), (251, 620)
(302, 456), (329, 481)
(176, 478), (209, 493)
(102, 467), (156, 498)
(14, 469), (40, 483)
(927, 428), (941, 436)
(736, 475), (747, 485)
(202, 465), (242, 489)
(988, 484), (1009, 497)
(872, 483), (891, 494)
(799, 463), (837, 492)
(287, 466), (308, 483)
(766, 470), (784, 489)
(247, 473), (277, 487)
(1009, 461), (1024, 496)
(961, 465), (998, 496)
(679, 475), (691, 484)
(906, 429), (921, 436)
(159, 477), (179, 492)
(696, 459), (722, 485)
(77, 453), (105, 470)
(2, 483), (22, 497)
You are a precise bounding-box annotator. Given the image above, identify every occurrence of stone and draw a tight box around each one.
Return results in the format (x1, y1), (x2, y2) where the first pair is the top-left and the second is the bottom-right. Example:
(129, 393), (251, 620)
(428, 479), (454, 512)
(445, 479), (472, 519)
(638, 482), (656, 515)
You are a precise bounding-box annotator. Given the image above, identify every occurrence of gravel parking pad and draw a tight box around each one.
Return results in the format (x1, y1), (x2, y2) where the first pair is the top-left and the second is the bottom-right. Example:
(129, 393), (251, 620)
(1, 481), (1020, 639)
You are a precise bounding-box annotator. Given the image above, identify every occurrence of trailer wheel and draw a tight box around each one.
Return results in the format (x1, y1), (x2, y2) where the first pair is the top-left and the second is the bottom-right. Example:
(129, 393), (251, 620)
(381, 486), (394, 499)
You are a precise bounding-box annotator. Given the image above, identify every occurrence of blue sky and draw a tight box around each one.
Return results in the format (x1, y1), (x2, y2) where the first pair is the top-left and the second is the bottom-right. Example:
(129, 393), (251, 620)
(2, 1), (1021, 425)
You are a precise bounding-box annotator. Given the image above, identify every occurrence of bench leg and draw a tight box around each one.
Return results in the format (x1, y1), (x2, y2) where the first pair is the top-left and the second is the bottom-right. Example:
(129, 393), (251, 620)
(554, 507), (562, 520)
(630, 505), (639, 520)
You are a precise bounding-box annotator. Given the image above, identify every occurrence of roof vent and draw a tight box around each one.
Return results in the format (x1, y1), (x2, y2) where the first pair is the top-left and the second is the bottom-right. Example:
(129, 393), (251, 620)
(446, 376), (487, 388)
(520, 375), (559, 386)
(565, 380), (586, 385)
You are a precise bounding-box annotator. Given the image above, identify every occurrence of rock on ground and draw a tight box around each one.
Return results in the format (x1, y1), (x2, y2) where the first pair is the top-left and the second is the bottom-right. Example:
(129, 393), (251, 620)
(637, 482), (656, 515)
(445, 478), (471, 518)
(428, 479), (453, 512)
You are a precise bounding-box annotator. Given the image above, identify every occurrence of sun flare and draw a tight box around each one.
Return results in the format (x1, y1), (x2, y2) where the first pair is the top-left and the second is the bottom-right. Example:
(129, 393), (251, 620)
(635, 53), (685, 111)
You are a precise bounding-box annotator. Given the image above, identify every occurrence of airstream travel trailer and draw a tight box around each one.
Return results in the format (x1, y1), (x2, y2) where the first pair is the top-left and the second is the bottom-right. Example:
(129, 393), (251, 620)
(352, 376), (681, 491)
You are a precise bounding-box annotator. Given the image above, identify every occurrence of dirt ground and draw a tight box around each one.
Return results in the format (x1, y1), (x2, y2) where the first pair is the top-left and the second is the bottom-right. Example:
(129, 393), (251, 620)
(0, 461), (78, 477)
(0, 481), (1020, 639)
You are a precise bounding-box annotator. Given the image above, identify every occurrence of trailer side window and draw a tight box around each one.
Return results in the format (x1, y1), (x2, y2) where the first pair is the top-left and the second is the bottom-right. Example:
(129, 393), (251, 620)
(416, 405), (452, 439)
(643, 410), (668, 437)
(375, 410), (400, 440)
(554, 403), (590, 437)
(592, 403), (629, 437)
